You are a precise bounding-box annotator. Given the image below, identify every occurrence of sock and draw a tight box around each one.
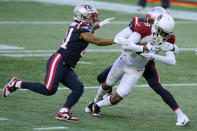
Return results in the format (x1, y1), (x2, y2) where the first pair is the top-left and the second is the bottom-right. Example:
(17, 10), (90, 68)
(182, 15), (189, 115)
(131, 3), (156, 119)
(94, 84), (110, 103)
(15, 81), (23, 89)
(174, 107), (184, 117)
(96, 96), (112, 107)
(59, 106), (70, 113)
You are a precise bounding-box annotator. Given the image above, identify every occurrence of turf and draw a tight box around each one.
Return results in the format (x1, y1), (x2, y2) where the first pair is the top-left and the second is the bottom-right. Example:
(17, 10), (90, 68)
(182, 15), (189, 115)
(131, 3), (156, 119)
(0, 0), (197, 131)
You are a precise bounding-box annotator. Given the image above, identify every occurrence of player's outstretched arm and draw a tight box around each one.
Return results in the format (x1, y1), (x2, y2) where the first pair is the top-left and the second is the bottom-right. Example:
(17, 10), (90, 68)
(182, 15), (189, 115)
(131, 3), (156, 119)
(141, 51), (176, 66)
(80, 32), (114, 46)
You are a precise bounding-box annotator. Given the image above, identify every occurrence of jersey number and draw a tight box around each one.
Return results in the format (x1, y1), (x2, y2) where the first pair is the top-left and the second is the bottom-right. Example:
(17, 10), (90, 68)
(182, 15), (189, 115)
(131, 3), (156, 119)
(60, 28), (74, 49)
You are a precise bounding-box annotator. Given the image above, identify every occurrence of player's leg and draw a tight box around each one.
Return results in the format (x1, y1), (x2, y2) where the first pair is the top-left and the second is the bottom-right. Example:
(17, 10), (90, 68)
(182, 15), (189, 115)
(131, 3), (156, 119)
(56, 67), (84, 121)
(86, 57), (124, 114)
(161, 0), (170, 9)
(97, 66), (112, 84)
(138, 0), (147, 10)
(95, 57), (125, 102)
(143, 61), (189, 126)
(85, 66), (113, 113)
(92, 66), (144, 116)
(3, 53), (63, 97)
(97, 66), (115, 98)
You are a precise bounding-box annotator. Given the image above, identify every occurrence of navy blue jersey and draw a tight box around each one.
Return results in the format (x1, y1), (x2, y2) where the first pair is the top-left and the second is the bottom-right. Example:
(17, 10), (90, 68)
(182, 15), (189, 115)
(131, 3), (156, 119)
(128, 17), (145, 31)
(57, 20), (94, 68)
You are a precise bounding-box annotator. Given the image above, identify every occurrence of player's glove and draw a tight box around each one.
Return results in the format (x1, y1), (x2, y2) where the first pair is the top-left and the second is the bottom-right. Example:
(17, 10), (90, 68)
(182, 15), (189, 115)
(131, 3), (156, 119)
(99, 17), (115, 28)
(141, 52), (158, 60)
(146, 42), (158, 53)
(173, 44), (179, 55)
(159, 42), (174, 52)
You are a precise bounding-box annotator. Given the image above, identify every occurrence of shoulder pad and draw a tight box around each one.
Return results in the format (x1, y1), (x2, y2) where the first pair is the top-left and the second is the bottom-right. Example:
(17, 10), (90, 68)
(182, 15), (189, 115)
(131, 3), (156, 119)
(128, 17), (141, 31)
(76, 21), (94, 32)
(134, 22), (152, 38)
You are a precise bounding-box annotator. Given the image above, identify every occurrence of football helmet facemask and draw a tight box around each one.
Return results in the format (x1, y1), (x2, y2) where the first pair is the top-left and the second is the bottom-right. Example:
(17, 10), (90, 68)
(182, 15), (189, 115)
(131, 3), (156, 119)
(73, 4), (99, 24)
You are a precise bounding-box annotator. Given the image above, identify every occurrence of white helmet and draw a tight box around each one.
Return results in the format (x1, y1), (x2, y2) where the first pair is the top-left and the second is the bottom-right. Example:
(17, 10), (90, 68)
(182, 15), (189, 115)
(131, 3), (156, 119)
(145, 7), (166, 24)
(73, 4), (99, 24)
(152, 13), (175, 44)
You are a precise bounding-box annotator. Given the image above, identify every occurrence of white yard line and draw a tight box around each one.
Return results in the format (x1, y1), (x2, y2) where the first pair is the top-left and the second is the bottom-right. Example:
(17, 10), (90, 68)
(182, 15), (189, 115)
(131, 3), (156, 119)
(59, 83), (197, 89)
(0, 48), (196, 52)
(1, 0), (196, 21)
(1, 83), (196, 92)
(0, 44), (24, 50)
(0, 53), (52, 57)
(33, 127), (69, 130)
(0, 48), (197, 57)
(0, 118), (9, 120)
(0, 21), (196, 25)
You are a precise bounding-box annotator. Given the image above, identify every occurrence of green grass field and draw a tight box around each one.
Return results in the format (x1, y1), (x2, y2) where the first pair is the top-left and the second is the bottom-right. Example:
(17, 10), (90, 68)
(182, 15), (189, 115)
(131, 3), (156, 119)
(0, 0), (197, 131)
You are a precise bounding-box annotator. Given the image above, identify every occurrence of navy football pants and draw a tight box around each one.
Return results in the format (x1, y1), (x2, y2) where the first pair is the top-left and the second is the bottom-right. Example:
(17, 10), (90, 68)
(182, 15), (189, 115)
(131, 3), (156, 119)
(22, 53), (84, 109)
(97, 61), (179, 111)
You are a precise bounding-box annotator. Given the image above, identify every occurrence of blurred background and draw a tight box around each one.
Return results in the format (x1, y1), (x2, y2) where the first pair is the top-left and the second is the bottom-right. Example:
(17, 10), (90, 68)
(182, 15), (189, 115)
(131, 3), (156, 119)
(0, 0), (197, 131)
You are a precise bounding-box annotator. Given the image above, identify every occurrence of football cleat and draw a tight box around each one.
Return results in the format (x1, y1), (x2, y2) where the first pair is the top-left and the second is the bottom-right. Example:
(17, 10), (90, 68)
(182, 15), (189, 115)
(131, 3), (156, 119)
(3, 77), (20, 97)
(56, 112), (79, 122)
(92, 103), (100, 117)
(85, 101), (94, 113)
(176, 114), (189, 126)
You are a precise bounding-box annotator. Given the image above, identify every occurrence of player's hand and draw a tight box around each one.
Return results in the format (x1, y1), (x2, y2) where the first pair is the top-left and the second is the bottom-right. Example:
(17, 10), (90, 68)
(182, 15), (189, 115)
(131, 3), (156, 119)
(99, 17), (115, 28)
(146, 42), (158, 53)
(159, 42), (174, 52)
(141, 52), (156, 60)
(173, 44), (179, 55)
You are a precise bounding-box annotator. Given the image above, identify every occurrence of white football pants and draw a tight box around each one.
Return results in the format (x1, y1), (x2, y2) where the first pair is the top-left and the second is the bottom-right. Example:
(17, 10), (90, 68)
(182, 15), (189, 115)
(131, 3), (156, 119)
(106, 55), (145, 98)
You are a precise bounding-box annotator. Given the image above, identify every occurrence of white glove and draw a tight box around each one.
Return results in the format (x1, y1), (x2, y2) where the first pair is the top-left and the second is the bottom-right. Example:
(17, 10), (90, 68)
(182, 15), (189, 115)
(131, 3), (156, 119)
(99, 17), (115, 28)
(195, 50), (197, 54)
(146, 42), (158, 53)
(173, 44), (179, 55)
(141, 52), (158, 60)
(159, 42), (174, 52)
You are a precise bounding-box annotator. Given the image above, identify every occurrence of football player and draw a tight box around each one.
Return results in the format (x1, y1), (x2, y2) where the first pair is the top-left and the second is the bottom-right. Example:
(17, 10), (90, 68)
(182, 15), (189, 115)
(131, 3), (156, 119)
(2, 3), (116, 122)
(86, 8), (189, 126)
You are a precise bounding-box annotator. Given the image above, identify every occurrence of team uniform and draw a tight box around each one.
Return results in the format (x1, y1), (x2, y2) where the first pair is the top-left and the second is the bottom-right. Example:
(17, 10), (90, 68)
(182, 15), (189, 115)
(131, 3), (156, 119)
(97, 17), (179, 110)
(19, 20), (94, 109)
(105, 22), (153, 97)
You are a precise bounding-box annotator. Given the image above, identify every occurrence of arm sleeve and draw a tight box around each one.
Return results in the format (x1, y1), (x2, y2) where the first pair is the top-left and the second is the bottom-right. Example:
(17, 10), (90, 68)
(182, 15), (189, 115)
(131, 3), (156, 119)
(115, 27), (133, 39)
(114, 27), (133, 45)
(122, 32), (144, 53)
(155, 51), (176, 66)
